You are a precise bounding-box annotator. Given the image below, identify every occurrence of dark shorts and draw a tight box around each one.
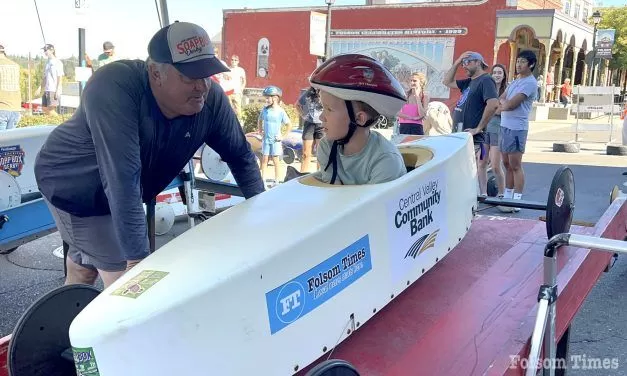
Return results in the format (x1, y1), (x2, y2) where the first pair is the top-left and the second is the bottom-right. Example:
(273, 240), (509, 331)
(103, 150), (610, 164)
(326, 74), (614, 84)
(44, 198), (127, 272)
(485, 131), (500, 146)
(42, 91), (59, 107)
(399, 123), (424, 135)
(500, 127), (528, 153)
(302, 121), (324, 140)
(474, 143), (487, 160)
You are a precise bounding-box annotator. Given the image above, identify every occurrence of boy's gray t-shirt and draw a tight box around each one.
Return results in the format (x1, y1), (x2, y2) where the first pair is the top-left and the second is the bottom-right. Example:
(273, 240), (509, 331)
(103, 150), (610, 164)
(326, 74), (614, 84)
(501, 75), (537, 131)
(313, 131), (407, 185)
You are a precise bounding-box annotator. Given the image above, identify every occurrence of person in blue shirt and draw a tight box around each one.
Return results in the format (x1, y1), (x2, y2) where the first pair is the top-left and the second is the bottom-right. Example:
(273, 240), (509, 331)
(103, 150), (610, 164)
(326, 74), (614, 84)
(257, 86), (292, 186)
(34, 21), (264, 288)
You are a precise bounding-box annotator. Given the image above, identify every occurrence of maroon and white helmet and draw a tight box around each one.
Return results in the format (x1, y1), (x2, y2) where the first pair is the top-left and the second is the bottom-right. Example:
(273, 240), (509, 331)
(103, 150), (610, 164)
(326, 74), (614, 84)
(309, 54), (407, 116)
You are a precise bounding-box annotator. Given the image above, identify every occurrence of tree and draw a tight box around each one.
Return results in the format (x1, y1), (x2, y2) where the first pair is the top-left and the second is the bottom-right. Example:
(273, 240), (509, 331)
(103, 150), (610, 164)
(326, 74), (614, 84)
(19, 61), (44, 103)
(11, 54), (78, 103)
(594, 6), (627, 90)
(596, 6), (626, 70)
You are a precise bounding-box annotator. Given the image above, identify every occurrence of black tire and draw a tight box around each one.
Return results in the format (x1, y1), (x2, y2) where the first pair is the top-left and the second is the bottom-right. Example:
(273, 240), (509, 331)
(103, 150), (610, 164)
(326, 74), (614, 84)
(553, 142), (580, 153)
(304, 359), (360, 376)
(0, 246), (18, 255)
(283, 147), (296, 165)
(487, 175), (498, 197)
(606, 144), (627, 156)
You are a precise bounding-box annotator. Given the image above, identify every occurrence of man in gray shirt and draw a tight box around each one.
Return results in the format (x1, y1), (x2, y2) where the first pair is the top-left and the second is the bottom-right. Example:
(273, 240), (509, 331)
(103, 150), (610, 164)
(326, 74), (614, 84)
(499, 50), (538, 205)
(34, 21), (264, 288)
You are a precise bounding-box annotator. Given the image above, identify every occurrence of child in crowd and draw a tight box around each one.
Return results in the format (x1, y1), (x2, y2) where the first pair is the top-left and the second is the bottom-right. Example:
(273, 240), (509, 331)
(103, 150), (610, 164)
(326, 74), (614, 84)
(258, 86), (291, 186)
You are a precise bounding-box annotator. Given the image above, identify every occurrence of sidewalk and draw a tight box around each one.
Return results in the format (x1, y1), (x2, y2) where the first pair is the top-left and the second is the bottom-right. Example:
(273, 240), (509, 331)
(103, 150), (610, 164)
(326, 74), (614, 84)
(525, 116), (625, 167)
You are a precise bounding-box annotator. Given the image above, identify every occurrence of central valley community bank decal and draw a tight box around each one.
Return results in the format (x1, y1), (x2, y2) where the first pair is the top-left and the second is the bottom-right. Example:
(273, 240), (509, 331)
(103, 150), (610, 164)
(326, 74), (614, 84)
(265, 235), (372, 334)
(387, 170), (447, 282)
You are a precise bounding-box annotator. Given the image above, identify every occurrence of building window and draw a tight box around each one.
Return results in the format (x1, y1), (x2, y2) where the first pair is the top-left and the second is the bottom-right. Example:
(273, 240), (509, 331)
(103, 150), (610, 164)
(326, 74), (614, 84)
(564, 1), (571, 15)
(582, 7), (589, 22)
(573, 3), (580, 19)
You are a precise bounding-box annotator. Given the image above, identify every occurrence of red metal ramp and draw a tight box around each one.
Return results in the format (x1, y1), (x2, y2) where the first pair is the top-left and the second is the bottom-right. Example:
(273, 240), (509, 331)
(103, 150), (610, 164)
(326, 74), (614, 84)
(299, 201), (626, 376)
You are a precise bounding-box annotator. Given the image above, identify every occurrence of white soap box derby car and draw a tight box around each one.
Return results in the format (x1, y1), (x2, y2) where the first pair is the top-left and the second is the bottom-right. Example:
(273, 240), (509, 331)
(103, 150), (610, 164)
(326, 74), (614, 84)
(67, 132), (479, 375)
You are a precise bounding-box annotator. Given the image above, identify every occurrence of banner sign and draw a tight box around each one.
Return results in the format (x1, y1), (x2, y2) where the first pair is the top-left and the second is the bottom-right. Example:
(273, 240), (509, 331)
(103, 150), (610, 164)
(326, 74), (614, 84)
(595, 29), (615, 59)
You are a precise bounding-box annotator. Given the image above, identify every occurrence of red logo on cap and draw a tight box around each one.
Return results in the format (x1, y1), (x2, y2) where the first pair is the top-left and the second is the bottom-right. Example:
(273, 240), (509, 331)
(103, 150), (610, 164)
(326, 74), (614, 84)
(176, 36), (208, 57)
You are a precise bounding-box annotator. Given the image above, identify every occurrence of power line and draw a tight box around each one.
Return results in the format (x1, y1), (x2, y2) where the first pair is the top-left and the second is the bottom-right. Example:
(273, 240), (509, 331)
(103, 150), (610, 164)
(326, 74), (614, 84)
(33, 0), (46, 45)
(155, 0), (162, 28)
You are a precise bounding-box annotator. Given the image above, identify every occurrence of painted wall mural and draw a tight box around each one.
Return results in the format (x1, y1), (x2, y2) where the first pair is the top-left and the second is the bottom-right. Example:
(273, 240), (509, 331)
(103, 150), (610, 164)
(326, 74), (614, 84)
(330, 36), (456, 99)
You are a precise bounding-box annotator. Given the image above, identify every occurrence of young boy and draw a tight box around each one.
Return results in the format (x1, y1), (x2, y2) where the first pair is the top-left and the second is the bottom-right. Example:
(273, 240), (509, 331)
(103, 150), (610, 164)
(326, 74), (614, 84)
(258, 85), (291, 186)
(309, 53), (408, 185)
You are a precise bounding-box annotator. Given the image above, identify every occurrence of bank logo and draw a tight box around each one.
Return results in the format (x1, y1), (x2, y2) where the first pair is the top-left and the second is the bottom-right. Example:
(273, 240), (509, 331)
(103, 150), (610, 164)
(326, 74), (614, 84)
(405, 229), (439, 259)
(275, 281), (306, 324)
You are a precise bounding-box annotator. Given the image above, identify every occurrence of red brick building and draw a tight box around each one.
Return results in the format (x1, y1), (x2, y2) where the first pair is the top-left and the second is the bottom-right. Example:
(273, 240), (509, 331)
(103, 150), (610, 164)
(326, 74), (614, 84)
(222, 0), (593, 109)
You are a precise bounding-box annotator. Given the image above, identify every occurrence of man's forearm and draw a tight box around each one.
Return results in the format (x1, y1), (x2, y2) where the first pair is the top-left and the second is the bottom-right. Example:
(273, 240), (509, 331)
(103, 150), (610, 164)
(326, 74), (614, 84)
(230, 156), (265, 198)
(443, 62), (460, 86)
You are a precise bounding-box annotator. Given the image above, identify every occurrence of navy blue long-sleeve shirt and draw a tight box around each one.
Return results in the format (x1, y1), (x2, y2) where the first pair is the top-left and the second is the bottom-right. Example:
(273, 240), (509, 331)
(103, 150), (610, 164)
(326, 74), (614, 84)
(34, 60), (264, 261)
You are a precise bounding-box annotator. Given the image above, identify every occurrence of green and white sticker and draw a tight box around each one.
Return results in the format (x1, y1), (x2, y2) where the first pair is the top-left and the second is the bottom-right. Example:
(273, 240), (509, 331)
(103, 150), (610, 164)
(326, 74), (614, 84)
(73, 347), (100, 376)
(110, 270), (169, 299)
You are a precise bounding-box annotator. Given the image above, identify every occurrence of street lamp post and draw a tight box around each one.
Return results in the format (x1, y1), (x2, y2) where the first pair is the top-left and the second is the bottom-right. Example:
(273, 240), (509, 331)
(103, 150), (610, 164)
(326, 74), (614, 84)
(324, 0), (335, 61)
(588, 10), (602, 86)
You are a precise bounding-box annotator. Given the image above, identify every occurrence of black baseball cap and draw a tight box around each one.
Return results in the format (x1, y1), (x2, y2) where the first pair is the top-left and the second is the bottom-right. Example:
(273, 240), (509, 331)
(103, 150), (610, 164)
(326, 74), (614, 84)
(42, 44), (55, 51)
(103, 41), (115, 52)
(147, 21), (229, 79)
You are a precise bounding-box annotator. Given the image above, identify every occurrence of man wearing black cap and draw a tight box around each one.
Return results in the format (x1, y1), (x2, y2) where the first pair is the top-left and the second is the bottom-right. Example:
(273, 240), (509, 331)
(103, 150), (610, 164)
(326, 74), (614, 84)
(39, 43), (64, 115)
(443, 51), (499, 197)
(34, 22), (264, 288)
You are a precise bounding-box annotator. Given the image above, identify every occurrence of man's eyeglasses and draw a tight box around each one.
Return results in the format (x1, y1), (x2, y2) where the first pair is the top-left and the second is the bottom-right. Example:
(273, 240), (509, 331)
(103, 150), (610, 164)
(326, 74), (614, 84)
(462, 59), (477, 66)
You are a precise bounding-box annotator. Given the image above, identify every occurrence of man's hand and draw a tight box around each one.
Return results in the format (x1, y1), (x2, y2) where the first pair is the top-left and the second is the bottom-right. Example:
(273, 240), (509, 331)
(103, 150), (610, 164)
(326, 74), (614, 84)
(126, 259), (143, 271)
(464, 127), (480, 136)
(53, 92), (58, 100)
(454, 51), (473, 66)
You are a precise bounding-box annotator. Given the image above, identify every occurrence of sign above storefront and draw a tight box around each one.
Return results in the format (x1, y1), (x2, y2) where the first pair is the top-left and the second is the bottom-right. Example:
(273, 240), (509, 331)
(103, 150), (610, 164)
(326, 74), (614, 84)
(331, 28), (468, 37)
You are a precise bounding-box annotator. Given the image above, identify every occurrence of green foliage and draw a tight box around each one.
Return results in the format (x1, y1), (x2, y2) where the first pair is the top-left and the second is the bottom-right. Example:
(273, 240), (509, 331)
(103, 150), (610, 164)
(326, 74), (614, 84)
(19, 62), (44, 103)
(10, 54), (78, 103)
(17, 114), (65, 127)
(595, 7), (627, 70)
(240, 103), (300, 134)
(241, 103), (264, 133)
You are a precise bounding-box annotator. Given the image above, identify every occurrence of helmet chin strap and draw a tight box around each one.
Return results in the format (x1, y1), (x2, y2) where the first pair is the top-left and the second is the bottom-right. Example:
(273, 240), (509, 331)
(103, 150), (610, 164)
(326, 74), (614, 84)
(324, 101), (377, 185)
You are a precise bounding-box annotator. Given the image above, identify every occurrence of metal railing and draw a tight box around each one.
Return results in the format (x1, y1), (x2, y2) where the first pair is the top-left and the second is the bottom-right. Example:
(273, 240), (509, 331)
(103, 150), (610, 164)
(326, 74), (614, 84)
(526, 233), (627, 376)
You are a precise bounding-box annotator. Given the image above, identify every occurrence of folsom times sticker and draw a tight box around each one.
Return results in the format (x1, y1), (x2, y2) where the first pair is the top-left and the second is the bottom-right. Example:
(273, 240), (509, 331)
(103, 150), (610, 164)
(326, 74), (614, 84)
(265, 235), (372, 334)
(386, 171), (447, 282)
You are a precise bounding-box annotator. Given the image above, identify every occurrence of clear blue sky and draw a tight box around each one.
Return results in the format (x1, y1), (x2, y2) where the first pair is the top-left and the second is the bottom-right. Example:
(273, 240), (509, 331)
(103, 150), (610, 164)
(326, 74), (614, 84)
(1, 0), (623, 59)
